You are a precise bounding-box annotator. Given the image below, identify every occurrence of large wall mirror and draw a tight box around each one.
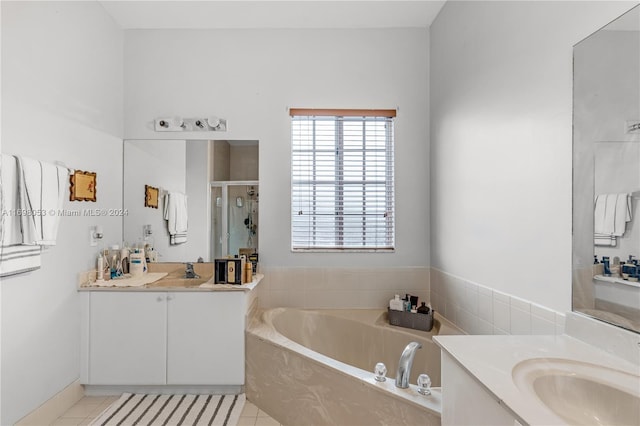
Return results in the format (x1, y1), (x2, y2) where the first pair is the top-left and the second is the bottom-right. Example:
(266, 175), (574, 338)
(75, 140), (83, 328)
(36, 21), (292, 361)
(123, 139), (259, 263)
(573, 4), (640, 333)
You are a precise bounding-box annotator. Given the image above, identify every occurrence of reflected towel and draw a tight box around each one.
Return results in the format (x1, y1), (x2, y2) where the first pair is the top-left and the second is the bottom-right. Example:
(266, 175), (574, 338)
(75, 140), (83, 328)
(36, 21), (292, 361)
(594, 193), (632, 246)
(612, 193), (632, 237)
(163, 192), (188, 245)
(594, 233), (617, 247)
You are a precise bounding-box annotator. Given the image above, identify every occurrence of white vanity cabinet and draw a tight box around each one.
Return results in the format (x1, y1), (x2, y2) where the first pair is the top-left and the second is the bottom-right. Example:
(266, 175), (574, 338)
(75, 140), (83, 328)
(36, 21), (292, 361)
(80, 290), (245, 387)
(166, 291), (244, 385)
(441, 352), (519, 426)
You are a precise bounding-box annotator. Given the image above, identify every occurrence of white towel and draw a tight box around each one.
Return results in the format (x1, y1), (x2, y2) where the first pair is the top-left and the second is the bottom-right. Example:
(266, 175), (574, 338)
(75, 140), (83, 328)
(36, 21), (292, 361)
(594, 233), (617, 247)
(593, 193), (632, 246)
(15, 156), (67, 246)
(163, 192), (188, 245)
(612, 193), (632, 237)
(0, 154), (41, 276)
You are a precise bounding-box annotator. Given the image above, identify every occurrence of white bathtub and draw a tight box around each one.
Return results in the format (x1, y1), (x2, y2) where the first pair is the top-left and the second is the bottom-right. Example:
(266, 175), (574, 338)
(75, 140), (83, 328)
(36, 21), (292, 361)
(246, 308), (462, 425)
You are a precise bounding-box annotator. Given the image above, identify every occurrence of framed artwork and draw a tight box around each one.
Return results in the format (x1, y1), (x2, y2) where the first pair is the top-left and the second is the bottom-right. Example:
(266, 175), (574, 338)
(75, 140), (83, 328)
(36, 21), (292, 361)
(145, 185), (159, 209)
(69, 170), (97, 202)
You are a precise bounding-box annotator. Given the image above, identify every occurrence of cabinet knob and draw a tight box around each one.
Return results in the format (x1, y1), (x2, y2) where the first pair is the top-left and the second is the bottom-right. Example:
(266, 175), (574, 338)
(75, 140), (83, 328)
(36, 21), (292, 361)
(167, 295), (174, 301)
(156, 296), (164, 302)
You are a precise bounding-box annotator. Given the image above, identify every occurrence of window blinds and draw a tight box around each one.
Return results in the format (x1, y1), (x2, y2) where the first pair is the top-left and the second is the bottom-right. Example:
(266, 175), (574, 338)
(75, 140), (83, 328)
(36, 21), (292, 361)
(290, 110), (395, 251)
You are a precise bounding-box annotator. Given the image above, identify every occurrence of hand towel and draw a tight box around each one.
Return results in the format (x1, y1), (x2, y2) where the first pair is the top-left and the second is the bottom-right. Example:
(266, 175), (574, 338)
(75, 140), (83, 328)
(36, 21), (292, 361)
(612, 193), (632, 237)
(15, 155), (67, 246)
(594, 194), (608, 235)
(0, 154), (41, 276)
(594, 233), (617, 247)
(163, 192), (188, 245)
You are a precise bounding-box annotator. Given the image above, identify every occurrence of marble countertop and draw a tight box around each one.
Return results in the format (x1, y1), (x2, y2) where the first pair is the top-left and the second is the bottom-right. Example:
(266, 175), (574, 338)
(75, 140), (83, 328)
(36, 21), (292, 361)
(79, 271), (263, 292)
(433, 334), (640, 425)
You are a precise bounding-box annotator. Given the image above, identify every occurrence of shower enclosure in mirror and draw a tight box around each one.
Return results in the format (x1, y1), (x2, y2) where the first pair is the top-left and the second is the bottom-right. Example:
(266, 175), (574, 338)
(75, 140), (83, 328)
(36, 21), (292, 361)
(572, 4), (640, 333)
(123, 139), (258, 263)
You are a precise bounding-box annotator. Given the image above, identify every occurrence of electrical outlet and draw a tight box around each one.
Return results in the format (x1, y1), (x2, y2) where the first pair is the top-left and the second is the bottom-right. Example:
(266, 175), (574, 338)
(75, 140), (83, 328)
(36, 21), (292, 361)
(90, 227), (97, 247)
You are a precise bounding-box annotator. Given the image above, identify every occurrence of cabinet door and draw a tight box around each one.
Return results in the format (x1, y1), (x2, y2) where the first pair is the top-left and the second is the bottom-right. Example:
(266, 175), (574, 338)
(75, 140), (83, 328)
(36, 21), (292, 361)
(89, 292), (167, 385)
(166, 292), (245, 385)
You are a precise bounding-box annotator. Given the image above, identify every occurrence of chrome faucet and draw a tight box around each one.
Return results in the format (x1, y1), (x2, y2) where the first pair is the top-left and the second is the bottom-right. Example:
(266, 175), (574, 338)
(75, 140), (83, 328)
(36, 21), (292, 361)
(395, 341), (422, 388)
(184, 262), (200, 279)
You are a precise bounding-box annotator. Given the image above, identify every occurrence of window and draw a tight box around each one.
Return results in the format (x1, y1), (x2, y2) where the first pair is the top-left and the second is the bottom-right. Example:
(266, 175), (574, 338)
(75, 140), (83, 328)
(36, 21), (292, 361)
(290, 108), (395, 251)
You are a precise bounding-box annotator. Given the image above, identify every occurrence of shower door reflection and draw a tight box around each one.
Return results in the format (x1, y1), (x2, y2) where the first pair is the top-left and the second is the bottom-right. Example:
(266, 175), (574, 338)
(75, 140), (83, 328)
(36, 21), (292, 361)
(211, 182), (259, 258)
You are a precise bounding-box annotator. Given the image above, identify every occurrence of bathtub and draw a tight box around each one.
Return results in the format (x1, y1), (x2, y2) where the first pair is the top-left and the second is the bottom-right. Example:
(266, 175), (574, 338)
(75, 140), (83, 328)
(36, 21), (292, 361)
(246, 308), (462, 425)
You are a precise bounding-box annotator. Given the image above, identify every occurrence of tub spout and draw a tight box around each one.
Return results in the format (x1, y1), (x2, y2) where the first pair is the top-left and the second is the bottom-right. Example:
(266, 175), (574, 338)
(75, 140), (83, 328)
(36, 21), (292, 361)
(395, 341), (422, 389)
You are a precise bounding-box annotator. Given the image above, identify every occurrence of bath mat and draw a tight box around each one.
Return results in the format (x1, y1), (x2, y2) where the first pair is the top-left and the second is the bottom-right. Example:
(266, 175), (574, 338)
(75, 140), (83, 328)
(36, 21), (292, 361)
(89, 393), (245, 426)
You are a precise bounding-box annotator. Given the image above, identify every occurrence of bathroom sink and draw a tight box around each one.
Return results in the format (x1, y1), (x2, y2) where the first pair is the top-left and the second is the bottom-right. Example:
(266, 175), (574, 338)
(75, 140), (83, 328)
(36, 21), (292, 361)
(149, 269), (211, 287)
(512, 358), (640, 425)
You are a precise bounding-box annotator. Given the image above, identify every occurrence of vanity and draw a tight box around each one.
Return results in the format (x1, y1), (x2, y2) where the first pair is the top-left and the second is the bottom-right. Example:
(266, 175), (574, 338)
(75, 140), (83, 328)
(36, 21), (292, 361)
(435, 323), (640, 426)
(78, 263), (263, 394)
(78, 135), (263, 394)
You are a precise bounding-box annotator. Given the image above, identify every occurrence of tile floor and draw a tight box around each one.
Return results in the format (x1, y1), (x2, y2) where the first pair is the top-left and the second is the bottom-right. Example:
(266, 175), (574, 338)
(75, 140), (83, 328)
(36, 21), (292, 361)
(52, 396), (281, 426)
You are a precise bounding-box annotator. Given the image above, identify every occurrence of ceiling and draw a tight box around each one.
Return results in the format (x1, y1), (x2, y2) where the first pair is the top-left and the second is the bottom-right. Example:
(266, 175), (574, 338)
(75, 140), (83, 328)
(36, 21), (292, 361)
(99, 0), (447, 29)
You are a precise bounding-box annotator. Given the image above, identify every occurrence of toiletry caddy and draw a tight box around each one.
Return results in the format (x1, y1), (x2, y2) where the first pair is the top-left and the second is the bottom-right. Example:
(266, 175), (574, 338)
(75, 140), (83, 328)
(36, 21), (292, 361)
(387, 307), (434, 332)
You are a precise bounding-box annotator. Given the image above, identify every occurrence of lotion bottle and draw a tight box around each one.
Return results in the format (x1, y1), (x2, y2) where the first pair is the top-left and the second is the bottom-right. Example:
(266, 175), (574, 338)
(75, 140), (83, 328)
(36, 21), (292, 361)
(96, 254), (104, 282)
(389, 294), (403, 311)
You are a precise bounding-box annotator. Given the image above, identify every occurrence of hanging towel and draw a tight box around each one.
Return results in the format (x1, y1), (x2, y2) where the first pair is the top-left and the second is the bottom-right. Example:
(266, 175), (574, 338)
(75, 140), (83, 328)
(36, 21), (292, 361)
(0, 154), (41, 276)
(594, 233), (617, 247)
(163, 192), (188, 245)
(15, 156), (67, 246)
(612, 193), (632, 237)
(593, 193), (632, 246)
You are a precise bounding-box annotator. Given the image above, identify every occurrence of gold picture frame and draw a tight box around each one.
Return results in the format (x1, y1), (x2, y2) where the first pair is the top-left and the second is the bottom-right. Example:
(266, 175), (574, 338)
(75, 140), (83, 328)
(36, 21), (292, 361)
(145, 185), (159, 209)
(69, 170), (97, 202)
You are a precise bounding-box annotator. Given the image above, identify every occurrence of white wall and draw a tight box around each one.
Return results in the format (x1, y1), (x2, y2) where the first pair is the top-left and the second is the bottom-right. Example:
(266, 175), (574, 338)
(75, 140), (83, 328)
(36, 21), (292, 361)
(124, 28), (430, 269)
(0, 2), (123, 424)
(429, 1), (637, 314)
(123, 140), (188, 261)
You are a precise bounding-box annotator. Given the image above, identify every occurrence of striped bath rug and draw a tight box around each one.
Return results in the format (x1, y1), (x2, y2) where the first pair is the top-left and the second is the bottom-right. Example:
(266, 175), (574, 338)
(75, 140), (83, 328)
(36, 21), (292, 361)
(89, 393), (245, 426)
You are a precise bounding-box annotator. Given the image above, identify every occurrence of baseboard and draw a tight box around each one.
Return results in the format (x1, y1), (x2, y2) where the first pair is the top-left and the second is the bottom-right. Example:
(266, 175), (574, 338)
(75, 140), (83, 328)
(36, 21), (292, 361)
(83, 384), (244, 396)
(15, 380), (84, 426)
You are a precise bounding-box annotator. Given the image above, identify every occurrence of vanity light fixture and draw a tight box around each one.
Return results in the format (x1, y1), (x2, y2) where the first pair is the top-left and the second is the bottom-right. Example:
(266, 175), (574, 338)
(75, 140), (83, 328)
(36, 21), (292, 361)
(154, 116), (227, 132)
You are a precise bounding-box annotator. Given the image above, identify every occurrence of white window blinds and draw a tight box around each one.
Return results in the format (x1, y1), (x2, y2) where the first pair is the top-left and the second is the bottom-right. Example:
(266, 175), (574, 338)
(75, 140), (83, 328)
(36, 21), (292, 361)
(290, 109), (395, 251)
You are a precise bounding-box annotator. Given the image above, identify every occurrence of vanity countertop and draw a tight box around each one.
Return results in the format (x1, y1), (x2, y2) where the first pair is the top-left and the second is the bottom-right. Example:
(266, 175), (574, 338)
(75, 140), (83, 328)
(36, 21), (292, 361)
(79, 272), (263, 292)
(433, 334), (640, 426)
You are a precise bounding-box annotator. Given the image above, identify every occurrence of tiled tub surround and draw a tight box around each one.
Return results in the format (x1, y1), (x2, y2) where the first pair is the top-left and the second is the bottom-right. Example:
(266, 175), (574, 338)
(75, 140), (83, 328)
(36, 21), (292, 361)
(430, 268), (566, 336)
(246, 308), (463, 425)
(257, 267), (430, 309)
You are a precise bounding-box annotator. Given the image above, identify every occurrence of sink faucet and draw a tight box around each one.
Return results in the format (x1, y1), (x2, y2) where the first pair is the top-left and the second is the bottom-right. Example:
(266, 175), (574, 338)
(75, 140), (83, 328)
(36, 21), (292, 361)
(396, 341), (422, 388)
(184, 262), (200, 279)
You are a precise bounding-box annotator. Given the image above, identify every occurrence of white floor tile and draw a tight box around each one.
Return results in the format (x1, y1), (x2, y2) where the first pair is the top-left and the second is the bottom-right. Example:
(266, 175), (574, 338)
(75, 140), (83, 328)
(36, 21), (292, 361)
(254, 416), (280, 426)
(237, 416), (257, 426)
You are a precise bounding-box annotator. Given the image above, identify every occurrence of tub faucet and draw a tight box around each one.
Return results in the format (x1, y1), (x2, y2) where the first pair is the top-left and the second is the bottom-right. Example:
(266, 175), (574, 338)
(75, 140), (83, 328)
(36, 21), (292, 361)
(395, 341), (422, 388)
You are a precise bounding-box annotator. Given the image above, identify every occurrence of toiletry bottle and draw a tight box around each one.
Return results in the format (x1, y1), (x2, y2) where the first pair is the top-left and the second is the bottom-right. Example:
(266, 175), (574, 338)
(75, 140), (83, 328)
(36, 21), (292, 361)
(610, 256), (621, 277)
(417, 302), (430, 315)
(593, 255), (599, 264)
(120, 246), (129, 274)
(96, 254), (104, 282)
(602, 256), (611, 276)
(110, 245), (120, 279)
(389, 294), (403, 311)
